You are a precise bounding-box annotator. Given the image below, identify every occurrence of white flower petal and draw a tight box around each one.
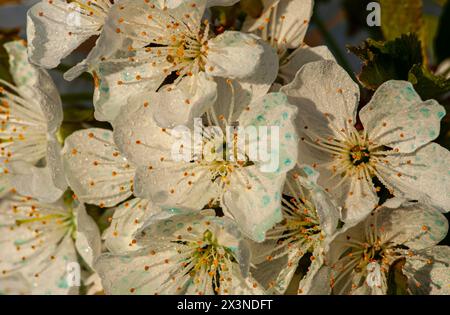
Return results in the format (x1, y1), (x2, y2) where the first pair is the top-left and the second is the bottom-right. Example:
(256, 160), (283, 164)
(74, 203), (101, 269)
(238, 92), (298, 174)
(63, 128), (135, 207)
(205, 31), (266, 79)
(379, 143), (450, 213)
(91, 60), (165, 122)
(243, 0), (313, 50)
(341, 175), (378, 224)
(223, 167), (285, 242)
(361, 81), (446, 153)
(4, 40), (63, 132)
(113, 100), (175, 167)
(134, 164), (220, 210)
(27, 0), (106, 69)
(281, 60), (360, 132)
(153, 73), (217, 128)
(279, 45), (336, 85)
(103, 198), (175, 254)
(403, 246), (450, 295)
(375, 203), (448, 250)
(0, 273), (31, 295)
(96, 213), (259, 295)
(7, 161), (65, 203)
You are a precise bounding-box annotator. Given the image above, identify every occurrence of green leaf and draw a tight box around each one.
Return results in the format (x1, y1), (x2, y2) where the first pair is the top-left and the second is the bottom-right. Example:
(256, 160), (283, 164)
(348, 34), (422, 90)
(408, 64), (450, 99)
(380, 0), (423, 41)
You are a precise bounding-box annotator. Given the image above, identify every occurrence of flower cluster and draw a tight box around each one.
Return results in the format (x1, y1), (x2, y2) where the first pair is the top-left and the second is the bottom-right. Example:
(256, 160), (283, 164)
(0, 0), (449, 295)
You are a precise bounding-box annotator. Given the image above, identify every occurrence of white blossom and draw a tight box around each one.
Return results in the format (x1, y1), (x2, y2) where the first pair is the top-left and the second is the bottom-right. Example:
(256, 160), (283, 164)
(281, 60), (450, 223)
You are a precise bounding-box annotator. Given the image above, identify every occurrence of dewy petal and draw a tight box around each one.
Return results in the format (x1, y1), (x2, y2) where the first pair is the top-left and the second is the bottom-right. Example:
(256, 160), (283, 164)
(205, 31), (266, 79)
(4, 40), (63, 132)
(91, 60), (166, 122)
(103, 198), (175, 254)
(281, 60), (360, 132)
(63, 128), (136, 208)
(250, 237), (309, 294)
(74, 202), (101, 269)
(153, 72), (218, 128)
(46, 136), (67, 193)
(403, 246), (450, 295)
(341, 175), (379, 224)
(361, 81), (446, 153)
(223, 166), (285, 242)
(7, 161), (66, 203)
(278, 45), (336, 85)
(96, 213), (261, 295)
(211, 38), (279, 120)
(375, 203), (448, 250)
(134, 164), (221, 210)
(237, 92), (298, 174)
(0, 273), (31, 295)
(378, 143), (450, 213)
(113, 100), (175, 167)
(0, 195), (78, 294)
(243, 0), (313, 50)
(27, 0), (109, 69)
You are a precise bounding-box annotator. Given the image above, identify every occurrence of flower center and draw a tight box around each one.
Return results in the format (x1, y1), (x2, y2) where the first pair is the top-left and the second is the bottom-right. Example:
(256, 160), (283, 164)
(178, 230), (236, 294)
(349, 145), (371, 166)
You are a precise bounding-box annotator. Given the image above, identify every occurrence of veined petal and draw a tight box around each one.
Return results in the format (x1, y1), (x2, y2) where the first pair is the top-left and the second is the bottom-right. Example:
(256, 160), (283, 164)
(46, 136), (67, 193)
(378, 143), (450, 213)
(27, 0), (108, 69)
(205, 31), (266, 79)
(243, 0), (313, 51)
(91, 60), (165, 123)
(375, 203), (448, 250)
(211, 39), (279, 122)
(74, 203), (101, 269)
(403, 246), (450, 295)
(279, 45), (335, 85)
(134, 164), (220, 210)
(0, 273), (31, 295)
(63, 128), (136, 208)
(153, 73), (217, 128)
(113, 100), (175, 167)
(7, 161), (65, 203)
(223, 167), (285, 242)
(281, 60), (360, 133)
(103, 198), (175, 254)
(4, 40), (63, 132)
(341, 175), (378, 224)
(238, 92), (298, 174)
(361, 81), (446, 153)
(297, 165), (340, 236)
